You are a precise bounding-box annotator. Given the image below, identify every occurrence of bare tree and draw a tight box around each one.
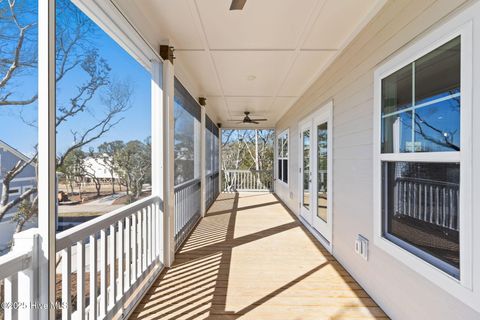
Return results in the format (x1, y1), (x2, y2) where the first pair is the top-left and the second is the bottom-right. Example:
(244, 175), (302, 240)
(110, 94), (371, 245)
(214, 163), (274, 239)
(0, 0), (37, 107)
(0, 0), (133, 233)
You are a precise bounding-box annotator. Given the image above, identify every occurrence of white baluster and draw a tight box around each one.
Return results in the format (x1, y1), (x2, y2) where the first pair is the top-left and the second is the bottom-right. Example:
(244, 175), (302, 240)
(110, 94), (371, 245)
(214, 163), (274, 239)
(77, 240), (86, 320)
(109, 224), (116, 308)
(89, 234), (97, 320)
(118, 219), (124, 299)
(61, 247), (72, 320)
(99, 229), (107, 317)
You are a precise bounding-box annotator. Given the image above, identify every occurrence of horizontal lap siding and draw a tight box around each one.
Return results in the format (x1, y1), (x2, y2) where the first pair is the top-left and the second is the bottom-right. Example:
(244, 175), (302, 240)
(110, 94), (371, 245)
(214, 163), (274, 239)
(275, 0), (479, 319)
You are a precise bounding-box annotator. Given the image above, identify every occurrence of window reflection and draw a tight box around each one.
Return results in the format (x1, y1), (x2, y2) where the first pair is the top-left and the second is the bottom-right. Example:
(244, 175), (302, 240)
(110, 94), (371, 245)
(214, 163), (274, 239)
(382, 161), (459, 275)
(381, 37), (460, 153)
(302, 130), (310, 210)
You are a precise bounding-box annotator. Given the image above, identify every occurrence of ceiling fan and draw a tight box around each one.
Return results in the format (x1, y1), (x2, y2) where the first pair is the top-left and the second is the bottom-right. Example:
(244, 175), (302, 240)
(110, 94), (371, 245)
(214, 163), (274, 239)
(230, 0), (247, 10)
(231, 112), (267, 125)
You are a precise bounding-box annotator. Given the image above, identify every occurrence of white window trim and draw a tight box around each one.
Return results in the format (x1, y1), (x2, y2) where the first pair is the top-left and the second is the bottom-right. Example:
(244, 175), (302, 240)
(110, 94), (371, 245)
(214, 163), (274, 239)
(373, 18), (477, 310)
(276, 129), (289, 186)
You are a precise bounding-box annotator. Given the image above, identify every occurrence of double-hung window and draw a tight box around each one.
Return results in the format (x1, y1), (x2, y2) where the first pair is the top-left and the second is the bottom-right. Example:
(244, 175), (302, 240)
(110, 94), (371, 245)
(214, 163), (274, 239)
(277, 130), (288, 185)
(374, 23), (472, 288)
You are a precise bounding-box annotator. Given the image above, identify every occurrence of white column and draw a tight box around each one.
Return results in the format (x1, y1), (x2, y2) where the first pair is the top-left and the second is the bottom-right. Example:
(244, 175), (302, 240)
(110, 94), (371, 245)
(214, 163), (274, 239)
(151, 60), (164, 263)
(200, 107), (206, 216)
(162, 60), (175, 267)
(218, 127), (222, 192)
(38, 1), (57, 319)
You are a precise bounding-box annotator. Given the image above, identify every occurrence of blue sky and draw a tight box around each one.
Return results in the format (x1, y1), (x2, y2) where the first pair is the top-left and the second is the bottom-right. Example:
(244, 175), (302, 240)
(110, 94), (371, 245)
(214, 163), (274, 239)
(0, 0), (151, 157)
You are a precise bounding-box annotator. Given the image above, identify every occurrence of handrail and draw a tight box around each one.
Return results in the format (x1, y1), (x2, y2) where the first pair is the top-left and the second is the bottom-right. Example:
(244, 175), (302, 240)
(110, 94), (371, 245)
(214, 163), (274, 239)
(56, 195), (161, 251)
(0, 250), (32, 280)
(174, 178), (201, 193)
(223, 169), (269, 173)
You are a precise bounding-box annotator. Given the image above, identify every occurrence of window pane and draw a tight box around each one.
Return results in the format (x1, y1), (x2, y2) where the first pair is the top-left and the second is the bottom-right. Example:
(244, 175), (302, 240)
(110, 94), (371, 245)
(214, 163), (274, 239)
(277, 159), (282, 181)
(277, 138), (282, 157)
(382, 64), (412, 115)
(415, 37), (460, 105)
(414, 99), (460, 152)
(282, 134), (288, 157)
(317, 123), (328, 222)
(282, 159), (288, 184)
(382, 111), (413, 153)
(382, 161), (460, 276)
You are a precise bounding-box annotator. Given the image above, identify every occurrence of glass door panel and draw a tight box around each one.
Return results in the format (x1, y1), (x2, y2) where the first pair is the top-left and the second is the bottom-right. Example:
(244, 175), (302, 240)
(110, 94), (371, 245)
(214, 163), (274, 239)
(302, 130), (311, 210)
(317, 122), (328, 222)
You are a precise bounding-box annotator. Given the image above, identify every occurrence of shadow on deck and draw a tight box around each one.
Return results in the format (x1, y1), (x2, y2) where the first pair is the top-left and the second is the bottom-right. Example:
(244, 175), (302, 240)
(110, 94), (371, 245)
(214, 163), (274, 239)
(130, 192), (388, 320)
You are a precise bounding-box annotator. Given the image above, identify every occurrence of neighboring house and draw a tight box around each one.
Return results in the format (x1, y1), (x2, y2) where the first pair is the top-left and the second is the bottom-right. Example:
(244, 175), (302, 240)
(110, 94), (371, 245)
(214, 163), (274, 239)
(0, 140), (37, 255)
(83, 156), (119, 182)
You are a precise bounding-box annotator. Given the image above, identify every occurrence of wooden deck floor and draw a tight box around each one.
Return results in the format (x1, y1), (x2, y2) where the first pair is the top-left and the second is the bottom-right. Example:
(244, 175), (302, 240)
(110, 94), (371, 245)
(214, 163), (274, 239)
(131, 192), (388, 320)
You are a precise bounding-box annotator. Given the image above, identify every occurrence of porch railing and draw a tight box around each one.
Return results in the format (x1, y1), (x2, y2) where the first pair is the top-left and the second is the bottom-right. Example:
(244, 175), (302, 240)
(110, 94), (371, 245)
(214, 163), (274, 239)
(205, 172), (220, 209)
(174, 179), (201, 250)
(222, 170), (273, 192)
(0, 230), (36, 320)
(1, 195), (164, 320)
(394, 177), (459, 231)
(56, 195), (163, 320)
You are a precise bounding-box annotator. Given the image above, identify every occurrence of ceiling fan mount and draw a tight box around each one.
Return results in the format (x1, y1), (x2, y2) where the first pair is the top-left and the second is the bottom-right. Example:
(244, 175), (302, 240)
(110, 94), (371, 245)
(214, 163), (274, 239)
(230, 0), (247, 11)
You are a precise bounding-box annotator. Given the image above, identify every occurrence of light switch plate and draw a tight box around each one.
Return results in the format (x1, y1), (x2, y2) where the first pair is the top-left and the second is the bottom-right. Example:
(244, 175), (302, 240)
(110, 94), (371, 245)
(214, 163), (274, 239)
(355, 235), (369, 260)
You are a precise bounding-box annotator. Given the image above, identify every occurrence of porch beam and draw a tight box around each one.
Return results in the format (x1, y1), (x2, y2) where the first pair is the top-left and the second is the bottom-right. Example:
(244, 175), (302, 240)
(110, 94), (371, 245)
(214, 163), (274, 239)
(162, 55), (175, 267)
(38, 0), (57, 319)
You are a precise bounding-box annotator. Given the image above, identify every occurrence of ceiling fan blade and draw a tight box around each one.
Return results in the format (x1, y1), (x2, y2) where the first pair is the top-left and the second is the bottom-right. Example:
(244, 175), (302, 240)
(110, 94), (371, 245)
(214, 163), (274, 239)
(230, 0), (247, 10)
(251, 121), (260, 124)
(250, 118), (268, 121)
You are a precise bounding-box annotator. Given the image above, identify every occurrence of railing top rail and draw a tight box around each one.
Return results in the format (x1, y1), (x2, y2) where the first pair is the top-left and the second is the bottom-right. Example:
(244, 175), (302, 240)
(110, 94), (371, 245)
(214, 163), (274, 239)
(174, 178), (201, 193)
(396, 176), (459, 188)
(0, 249), (32, 280)
(223, 169), (272, 173)
(56, 195), (161, 251)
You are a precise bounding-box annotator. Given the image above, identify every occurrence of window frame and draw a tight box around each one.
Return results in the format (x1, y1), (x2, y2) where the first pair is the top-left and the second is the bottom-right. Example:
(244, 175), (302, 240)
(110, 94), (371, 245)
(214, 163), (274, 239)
(276, 129), (289, 186)
(373, 21), (473, 299)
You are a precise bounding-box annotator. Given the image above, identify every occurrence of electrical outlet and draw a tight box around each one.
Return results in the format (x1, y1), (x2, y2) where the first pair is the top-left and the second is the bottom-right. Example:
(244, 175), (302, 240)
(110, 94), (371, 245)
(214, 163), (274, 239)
(355, 235), (369, 260)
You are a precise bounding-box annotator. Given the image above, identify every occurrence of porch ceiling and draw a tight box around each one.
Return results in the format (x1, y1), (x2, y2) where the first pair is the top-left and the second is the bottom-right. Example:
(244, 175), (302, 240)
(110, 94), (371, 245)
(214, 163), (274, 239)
(118, 0), (384, 127)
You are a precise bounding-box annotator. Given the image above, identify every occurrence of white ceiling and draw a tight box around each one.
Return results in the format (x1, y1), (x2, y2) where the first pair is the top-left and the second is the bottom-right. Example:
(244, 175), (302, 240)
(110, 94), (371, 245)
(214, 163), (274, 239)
(130, 0), (384, 128)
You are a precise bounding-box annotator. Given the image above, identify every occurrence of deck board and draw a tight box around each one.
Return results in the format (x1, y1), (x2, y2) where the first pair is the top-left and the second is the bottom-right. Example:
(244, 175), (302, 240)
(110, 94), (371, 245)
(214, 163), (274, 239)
(130, 192), (388, 320)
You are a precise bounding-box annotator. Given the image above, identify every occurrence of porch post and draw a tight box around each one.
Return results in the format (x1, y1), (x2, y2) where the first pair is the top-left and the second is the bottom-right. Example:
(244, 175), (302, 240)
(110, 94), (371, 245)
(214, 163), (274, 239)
(151, 60), (163, 262)
(38, 1), (57, 319)
(218, 126), (222, 192)
(161, 47), (176, 267)
(200, 101), (206, 216)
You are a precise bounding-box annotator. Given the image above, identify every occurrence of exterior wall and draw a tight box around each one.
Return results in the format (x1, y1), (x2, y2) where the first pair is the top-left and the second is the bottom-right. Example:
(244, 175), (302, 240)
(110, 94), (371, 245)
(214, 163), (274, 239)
(275, 1), (479, 319)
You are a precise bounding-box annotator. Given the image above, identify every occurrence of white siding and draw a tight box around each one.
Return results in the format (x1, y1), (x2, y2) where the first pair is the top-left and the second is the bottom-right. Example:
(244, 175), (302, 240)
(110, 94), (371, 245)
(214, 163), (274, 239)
(275, 0), (480, 319)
